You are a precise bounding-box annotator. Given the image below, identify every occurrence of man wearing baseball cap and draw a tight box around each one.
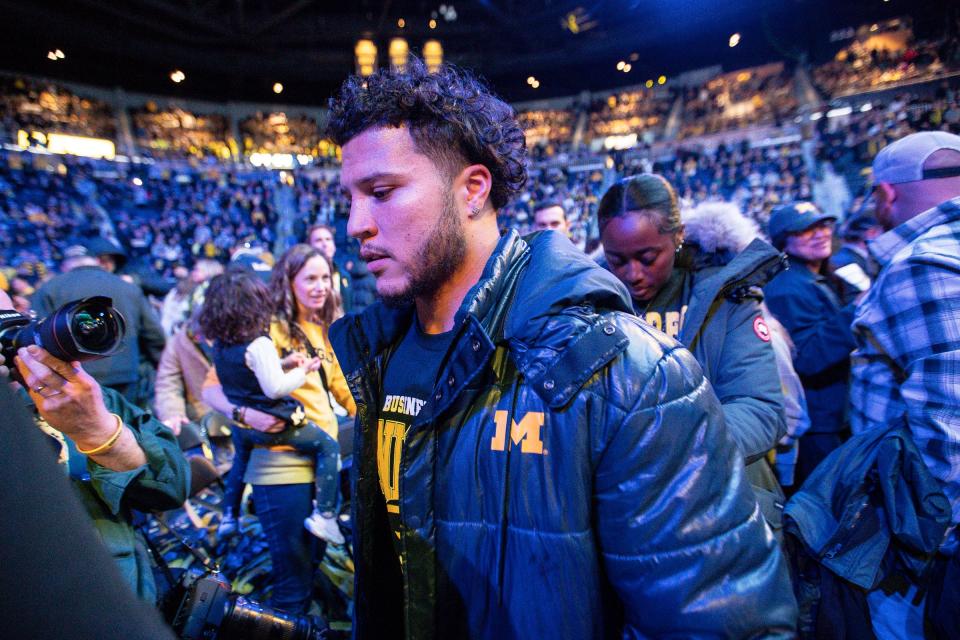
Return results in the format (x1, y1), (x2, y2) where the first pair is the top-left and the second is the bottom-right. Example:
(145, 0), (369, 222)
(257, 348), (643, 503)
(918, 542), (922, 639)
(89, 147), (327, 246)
(852, 131), (960, 637)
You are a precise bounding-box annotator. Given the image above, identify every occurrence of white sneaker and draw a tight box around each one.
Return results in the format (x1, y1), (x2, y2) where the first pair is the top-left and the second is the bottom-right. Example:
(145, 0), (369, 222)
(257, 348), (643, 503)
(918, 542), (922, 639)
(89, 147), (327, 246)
(304, 511), (345, 545)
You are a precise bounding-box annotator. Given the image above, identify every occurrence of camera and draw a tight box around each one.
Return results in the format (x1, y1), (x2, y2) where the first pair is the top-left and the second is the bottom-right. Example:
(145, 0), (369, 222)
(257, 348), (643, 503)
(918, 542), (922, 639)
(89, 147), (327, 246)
(0, 296), (126, 375)
(164, 568), (327, 640)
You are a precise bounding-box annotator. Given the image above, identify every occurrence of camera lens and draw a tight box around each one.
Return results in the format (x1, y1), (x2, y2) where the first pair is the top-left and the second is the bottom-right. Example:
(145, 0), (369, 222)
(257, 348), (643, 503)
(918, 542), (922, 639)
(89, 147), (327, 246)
(15, 297), (127, 362)
(71, 307), (116, 352)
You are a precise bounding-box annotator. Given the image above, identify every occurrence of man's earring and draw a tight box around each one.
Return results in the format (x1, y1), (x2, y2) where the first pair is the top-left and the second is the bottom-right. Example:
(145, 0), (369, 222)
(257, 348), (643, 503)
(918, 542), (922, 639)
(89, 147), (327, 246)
(675, 242), (684, 254)
(469, 205), (481, 218)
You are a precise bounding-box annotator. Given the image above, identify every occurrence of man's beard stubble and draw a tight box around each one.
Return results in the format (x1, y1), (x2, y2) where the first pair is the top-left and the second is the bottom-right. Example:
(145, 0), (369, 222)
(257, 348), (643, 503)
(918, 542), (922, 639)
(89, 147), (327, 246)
(381, 191), (468, 308)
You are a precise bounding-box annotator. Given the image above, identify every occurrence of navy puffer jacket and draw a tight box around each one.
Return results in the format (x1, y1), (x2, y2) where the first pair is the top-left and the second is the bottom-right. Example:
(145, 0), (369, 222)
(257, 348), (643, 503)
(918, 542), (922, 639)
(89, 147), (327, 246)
(331, 230), (797, 639)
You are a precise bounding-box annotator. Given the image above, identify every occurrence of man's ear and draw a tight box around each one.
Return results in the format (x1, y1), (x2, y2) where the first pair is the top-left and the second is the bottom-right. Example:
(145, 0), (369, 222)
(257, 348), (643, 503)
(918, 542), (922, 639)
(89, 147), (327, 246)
(876, 182), (896, 206)
(457, 164), (493, 216)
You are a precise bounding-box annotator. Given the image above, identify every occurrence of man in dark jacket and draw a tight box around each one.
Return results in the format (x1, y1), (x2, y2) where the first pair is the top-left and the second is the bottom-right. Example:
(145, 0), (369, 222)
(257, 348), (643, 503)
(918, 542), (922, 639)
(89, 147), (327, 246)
(31, 244), (166, 401)
(327, 59), (796, 639)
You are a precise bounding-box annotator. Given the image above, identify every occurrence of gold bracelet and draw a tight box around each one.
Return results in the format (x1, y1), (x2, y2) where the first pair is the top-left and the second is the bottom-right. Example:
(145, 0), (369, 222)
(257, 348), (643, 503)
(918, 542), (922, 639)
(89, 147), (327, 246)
(77, 413), (125, 456)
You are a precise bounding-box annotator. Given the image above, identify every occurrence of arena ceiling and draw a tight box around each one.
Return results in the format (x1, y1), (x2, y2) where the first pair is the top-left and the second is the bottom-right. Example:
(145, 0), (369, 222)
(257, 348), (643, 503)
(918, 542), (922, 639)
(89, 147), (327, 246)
(0, 0), (953, 105)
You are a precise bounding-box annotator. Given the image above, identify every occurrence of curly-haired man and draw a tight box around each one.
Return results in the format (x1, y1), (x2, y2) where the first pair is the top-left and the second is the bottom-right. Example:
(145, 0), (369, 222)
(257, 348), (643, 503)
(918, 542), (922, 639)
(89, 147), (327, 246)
(327, 59), (797, 639)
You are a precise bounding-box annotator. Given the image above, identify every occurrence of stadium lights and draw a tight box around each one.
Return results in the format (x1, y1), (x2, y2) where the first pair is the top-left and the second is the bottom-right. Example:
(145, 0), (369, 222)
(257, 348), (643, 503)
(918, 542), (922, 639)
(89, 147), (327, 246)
(429, 19), (437, 29)
(398, 18), (405, 28)
(55, 49), (65, 59)
(170, 70), (186, 83)
(623, 64), (631, 72)
(423, 40), (443, 72)
(439, 4), (457, 21)
(658, 75), (667, 85)
(355, 39), (378, 76)
(645, 79), (653, 88)
(527, 76), (540, 88)
(132, 177), (143, 186)
(729, 33), (741, 48)
(273, 83), (284, 94)
(617, 61), (625, 71)
(826, 106), (853, 118)
(389, 38), (410, 72)
(47, 49), (65, 61)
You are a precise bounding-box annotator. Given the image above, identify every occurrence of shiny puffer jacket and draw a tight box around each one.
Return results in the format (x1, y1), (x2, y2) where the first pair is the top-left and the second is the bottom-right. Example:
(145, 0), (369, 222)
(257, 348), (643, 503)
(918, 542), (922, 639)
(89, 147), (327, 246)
(331, 230), (797, 640)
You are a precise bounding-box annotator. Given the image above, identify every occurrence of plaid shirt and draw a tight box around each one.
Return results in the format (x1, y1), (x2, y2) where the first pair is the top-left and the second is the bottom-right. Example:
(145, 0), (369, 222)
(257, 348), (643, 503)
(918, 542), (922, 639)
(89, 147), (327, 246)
(850, 196), (960, 526)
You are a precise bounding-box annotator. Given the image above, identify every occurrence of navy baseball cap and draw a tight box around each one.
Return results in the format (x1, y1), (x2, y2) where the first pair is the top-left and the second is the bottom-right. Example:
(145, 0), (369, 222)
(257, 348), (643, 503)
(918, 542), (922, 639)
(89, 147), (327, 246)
(767, 202), (836, 250)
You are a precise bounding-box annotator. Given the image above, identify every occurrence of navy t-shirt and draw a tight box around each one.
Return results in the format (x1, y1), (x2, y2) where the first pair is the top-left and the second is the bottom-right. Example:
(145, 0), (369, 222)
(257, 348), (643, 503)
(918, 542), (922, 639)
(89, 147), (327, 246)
(378, 317), (455, 562)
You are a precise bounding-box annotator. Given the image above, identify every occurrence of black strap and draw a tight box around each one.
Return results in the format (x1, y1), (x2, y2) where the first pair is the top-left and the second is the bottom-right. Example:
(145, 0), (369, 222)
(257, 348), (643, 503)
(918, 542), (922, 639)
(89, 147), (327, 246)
(297, 332), (335, 414)
(923, 166), (960, 180)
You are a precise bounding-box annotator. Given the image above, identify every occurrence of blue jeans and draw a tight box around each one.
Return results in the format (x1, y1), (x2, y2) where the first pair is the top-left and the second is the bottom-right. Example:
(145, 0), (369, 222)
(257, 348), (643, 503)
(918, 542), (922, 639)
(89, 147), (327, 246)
(251, 482), (316, 614)
(222, 422), (340, 516)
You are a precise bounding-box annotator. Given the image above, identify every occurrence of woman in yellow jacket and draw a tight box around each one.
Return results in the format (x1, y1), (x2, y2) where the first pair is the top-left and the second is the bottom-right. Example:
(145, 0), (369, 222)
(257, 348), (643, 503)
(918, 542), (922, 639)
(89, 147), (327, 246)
(204, 243), (355, 614)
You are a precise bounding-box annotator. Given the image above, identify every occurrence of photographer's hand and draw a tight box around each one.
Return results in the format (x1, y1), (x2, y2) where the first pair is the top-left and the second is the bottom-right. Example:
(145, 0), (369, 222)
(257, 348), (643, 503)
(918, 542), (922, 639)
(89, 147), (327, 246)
(15, 346), (148, 471)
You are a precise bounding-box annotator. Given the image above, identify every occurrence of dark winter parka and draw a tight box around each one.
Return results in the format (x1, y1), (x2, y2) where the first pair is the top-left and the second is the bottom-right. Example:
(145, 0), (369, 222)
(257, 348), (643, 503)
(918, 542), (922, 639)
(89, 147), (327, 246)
(667, 238), (789, 529)
(331, 230), (797, 640)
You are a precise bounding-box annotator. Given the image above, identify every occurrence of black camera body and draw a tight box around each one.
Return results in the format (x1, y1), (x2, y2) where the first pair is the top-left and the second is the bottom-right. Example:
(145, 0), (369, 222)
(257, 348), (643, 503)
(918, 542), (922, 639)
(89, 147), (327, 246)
(0, 296), (126, 377)
(165, 568), (326, 640)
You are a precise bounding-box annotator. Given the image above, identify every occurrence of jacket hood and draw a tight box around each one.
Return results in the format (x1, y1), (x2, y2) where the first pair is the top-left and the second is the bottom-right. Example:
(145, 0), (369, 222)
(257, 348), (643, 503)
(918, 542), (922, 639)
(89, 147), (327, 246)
(503, 231), (633, 341)
(682, 201), (764, 257)
(674, 203), (786, 343)
(679, 199), (784, 294)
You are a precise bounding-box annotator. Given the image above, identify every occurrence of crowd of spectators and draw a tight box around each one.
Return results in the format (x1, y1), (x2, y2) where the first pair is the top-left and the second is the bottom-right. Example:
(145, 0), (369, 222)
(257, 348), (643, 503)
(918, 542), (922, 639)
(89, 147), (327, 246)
(814, 26), (959, 98)
(632, 140), (811, 229)
(587, 88), (674, 139)
(0, 73), (116, 144)
(0, 154), (114, 289)
(678, 64), (798, 139)
(240, 111), (323, 155)
(817, 86), (960, 194)
(131, 104), (231, 160)
(515, 107), (575, 146)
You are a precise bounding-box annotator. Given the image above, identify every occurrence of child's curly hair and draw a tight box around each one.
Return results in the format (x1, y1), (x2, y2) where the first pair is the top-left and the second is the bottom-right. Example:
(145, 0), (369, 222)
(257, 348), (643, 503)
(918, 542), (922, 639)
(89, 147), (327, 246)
(326, 57), (527, 210)
(197, 269), (273, 345)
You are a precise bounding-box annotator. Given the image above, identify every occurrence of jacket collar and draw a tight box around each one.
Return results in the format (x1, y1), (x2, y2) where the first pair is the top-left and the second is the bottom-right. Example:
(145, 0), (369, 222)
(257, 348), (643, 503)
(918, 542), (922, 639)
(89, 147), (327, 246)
(680, 238), (786, 342)
(869, 196), (960, 267)
(330, 229), (634, 408)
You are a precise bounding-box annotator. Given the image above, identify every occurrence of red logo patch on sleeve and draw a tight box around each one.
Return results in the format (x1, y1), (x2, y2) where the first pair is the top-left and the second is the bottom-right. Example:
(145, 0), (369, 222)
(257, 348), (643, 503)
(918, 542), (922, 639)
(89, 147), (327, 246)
(753, 316), (771, 342)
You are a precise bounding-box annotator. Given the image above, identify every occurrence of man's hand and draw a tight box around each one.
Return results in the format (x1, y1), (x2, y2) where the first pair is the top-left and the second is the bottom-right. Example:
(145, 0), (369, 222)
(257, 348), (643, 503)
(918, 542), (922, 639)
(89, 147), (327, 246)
(243, 407), (285, 433)
(162, 415), (189, 436)
(14, 345), (148, 470)
(15, 346), (117, 451)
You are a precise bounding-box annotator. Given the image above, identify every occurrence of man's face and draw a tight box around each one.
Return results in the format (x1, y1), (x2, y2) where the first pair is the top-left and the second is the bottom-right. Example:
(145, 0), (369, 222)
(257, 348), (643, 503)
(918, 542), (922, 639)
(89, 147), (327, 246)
(341, 126), (467, 306)
(533, 206), (569, 235)
(309, 228), (336, 260)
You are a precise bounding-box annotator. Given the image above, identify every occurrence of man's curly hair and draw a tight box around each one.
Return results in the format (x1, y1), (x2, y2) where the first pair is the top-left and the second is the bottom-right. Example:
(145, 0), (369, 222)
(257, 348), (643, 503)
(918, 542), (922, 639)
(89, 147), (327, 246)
(326, 58), (527, 210)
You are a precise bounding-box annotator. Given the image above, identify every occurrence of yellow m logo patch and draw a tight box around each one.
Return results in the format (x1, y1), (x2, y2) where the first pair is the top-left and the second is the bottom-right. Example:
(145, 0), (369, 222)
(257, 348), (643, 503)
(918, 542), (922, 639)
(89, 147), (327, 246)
(490, 410), (545, 454)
